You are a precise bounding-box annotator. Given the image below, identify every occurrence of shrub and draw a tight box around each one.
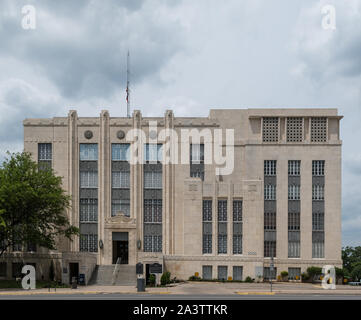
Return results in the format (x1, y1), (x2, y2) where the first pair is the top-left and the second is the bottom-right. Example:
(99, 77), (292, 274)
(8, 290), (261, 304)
(351, 264), (361, 281)
(161, 271), (171, 286)
(301, 272), (310, 282)
(188, 275), (201, 281)
(280, 271), (288, 277)
(306, 266), (322, 282)
(149, 274), (156, 287)
(244, 276), (253, 283)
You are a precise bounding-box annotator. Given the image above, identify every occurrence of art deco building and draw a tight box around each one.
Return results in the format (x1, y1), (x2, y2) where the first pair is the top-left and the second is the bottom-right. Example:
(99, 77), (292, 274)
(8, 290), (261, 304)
(2, 108), (343, 284)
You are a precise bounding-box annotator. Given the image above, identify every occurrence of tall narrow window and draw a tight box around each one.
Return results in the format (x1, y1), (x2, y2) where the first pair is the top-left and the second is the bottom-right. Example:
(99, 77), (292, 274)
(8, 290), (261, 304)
(264, 160), (277, 176)
(190, 144), (204, 180)
(38, 143), (52, 170)
(233, 200), (242, 254)
(312, 160), (325, 176)
(202, 200), (212, 254)
(144, 144), (162, 162)
(217, 200), (227, 254)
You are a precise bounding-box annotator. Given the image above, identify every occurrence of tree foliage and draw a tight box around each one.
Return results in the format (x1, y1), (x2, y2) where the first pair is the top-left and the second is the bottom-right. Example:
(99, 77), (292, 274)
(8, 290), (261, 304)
(342, 246), (361, 275)
(0, 152), (78, 256)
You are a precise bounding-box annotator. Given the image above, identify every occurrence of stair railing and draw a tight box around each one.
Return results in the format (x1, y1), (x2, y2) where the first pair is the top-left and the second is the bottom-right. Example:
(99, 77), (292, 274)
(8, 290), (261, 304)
(111, 257), (121, 285)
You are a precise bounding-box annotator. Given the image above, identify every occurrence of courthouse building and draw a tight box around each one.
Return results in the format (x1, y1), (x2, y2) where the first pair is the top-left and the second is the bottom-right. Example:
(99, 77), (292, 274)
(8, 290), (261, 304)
(1, 108), (343, 284)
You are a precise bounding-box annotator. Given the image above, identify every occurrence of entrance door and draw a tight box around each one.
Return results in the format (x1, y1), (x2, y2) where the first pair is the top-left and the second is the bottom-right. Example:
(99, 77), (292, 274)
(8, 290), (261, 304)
(69, 263), (79, 284)
(112, 232), (129, 264)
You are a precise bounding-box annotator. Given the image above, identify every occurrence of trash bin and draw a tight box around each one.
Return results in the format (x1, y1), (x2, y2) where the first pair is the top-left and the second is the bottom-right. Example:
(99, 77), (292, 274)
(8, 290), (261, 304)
(137, 278), (145, 292)
(71, 277), (77, 289)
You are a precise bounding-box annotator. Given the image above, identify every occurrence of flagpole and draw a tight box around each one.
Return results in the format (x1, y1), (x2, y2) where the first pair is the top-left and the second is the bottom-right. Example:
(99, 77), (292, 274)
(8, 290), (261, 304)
(126, 50), (130, 118)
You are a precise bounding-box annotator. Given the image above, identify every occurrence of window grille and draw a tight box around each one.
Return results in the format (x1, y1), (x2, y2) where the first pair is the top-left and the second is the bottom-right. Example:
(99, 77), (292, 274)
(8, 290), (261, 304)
(144, 171), (162, 189)
(233, 266), (243, 281)
(233, 235), (242, 254)
(262, 117), (279, 142)
(80, 199), (98, 222)
(144, 235), (162, 252)
(112, 171), (130, 188)
(312, 241), (324, 258)
(264, 212), (276, 230)
(264, 241), (276, 258)
(288, 212), (300, 231)
(288, 240), (300, 258)
(312, 212), (324, 231)
(202, 266), (212, 280)
(264, 160), (277, 176)
(218, 200), (227, 221)
(287, 117), (303, 142)
(264, 185), (276, 200)
(312, 160), (325, 176)
(311, 117), (327, 142)
(112, 144), (130, 161)
(288, 160), (301, 176)
(80, 234), (98, 252)
(80, 171), (98, 188)
(218, 234), (227, 254)
(233, 200), (242, 222)
(38, 143), (52, 160)
(80, 144), (98, 160)
(203, 200), (212, 221)
(288, 185), (300, 200)
(144, 199), (162, 223)
(312, 185), (324, 200)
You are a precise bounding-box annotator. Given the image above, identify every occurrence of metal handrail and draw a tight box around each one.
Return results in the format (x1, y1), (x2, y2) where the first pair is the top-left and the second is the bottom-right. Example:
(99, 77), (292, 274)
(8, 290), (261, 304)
(111, 257), (121, 285)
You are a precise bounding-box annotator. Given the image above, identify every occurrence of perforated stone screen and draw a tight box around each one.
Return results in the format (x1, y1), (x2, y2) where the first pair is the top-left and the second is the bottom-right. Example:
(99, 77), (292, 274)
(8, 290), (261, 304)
(311, 117), (327, 142)
(262, 117), (279, 142)
(287, 117), (303, 142)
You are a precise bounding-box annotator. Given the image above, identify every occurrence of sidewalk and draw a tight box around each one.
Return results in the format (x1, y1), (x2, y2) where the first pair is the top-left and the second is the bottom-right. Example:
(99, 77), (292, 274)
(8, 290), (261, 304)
(0, 282), (360, 296)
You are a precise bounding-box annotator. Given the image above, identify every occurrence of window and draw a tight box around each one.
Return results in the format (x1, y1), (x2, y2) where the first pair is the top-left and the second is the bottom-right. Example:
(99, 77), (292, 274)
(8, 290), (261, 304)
(311, 117), (327, 142)
(144, 199), (162, 223)
(312, 242), (324, 258)
(80, 144), (98, 160)
(202, 266), (212, 280)
(288, 267), (301, 280)
(263, 267), (277, 280)
(38, 143), (52, 170)
(12, 263), (23, 278)
(288, 160), (300, 176)
(287, 117), (303, 142)
(288, 185), (300, 200)
(288, 212), (300, 231)
(111, 199), (130, 217)
(144, 235), (162, 252)
(80, 199), (98, 222)
(262, 117), (279, 142)
(38, 143), (52, 160)
(112, 171), (130, 188)
(288, 241), (300, 258)
(264, 241), (276, 258)
(312, 212), (324, 231)
(217, 266), (228, 281)
(233, 266), (243, 281)
(264, 212), (276, 230)
(80, 171), (98, 188)
(80, 234), (98, 252)
(264, 160), (276, 176)
(218, 234), (227, 254)
(218, 200), (227, 222)
(190, 144), (204, 164)
(233, 200), (242, 254)
(203, 200), (212, 254)
(144, 171), (162, 189)
(312, 185), (324, 200)
(144, 144), (162, 162)
(112, 144), (130, 161)
(264, 185), (276, 200)
(312, 160), (325, 176)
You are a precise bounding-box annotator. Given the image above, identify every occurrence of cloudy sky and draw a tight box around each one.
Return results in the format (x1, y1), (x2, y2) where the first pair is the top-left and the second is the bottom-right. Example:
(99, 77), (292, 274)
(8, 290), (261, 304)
(0, 0), (360, 246)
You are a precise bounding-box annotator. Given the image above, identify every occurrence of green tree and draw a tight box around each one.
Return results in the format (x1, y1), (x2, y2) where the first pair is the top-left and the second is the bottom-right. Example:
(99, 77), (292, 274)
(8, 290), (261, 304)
(0, 152), (78, 256)
(351, 263), (361, 281)
(342, 246), (361, 275)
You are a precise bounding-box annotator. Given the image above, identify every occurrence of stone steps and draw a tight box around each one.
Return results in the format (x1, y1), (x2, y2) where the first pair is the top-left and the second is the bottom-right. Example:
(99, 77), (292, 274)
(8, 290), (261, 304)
(90, 264), (136, 286)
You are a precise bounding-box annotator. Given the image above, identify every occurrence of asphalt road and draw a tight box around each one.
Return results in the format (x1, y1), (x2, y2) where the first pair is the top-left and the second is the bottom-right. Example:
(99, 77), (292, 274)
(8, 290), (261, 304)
(0, 293), (360, 300)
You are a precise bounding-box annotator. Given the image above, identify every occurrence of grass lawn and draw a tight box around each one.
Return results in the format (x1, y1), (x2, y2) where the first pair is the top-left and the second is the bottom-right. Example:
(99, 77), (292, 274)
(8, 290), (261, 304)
(0, 280), (70, 289)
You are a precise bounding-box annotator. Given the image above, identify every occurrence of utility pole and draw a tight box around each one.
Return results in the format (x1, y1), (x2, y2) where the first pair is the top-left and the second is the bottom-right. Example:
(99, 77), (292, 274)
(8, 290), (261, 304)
(126, 50), (130, 118)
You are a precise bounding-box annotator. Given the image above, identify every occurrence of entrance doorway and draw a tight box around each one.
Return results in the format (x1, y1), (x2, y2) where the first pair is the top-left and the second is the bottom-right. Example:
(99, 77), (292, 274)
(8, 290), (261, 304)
(112, 232), (129, 264)
(69, 263), (79, 284)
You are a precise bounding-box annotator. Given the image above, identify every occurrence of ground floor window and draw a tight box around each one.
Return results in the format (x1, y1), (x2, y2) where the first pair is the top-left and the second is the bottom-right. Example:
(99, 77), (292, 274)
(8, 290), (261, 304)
(144, 235), (162, 252)
(288, 267), (301, 280)
(218, 266), (228, 281)
(233, 266), (243, 281)
(263, 267), (277, 280)
(12, 262), (23, 278)
(202, 265), (212, 280)
(0, 262), (6, 277)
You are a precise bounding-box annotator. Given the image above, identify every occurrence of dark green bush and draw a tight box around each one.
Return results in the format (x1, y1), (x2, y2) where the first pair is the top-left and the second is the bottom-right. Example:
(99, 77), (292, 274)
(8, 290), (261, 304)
(244, 276), (253, 283)
(149, 274), (156, 287)
(161, 271), (171, 286)
(188, 275), (201, 281)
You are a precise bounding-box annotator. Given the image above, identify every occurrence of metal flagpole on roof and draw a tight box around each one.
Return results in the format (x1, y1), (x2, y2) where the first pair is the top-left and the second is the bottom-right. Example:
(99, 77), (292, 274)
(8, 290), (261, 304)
(126, 50), (130, 118)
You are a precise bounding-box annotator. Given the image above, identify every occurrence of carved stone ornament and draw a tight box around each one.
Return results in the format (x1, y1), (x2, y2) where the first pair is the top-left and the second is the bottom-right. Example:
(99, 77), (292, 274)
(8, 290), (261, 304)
(84, 130), (93, 139)
(117, 130), (125, 140)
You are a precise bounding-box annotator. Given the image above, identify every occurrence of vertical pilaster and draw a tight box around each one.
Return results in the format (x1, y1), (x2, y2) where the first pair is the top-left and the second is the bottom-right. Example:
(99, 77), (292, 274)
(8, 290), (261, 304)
(68, 110), (78, 252)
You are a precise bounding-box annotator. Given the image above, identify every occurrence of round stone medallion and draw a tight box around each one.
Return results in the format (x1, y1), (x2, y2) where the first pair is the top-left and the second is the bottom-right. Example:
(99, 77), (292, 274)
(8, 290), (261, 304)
(117, 130), (125, 140)
(84, 130), (93, 139)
